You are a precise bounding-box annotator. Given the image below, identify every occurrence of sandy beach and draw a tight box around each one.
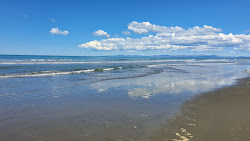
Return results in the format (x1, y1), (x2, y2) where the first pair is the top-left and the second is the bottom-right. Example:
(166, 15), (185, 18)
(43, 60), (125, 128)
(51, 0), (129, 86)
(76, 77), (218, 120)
(149, 77), (250, 141)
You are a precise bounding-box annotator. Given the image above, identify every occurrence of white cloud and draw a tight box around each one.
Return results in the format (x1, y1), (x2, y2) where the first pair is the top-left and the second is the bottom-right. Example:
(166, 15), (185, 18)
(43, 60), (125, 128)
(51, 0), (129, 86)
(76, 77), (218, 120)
(92, 30), (110, 38)
(50, 27), (69, 35)
(128, 21), (221, 35)
(79, 40), (118, 50)
(122, 31), (131, 35)
(128, 21), (185, 34)
(79, 21), (250, 51)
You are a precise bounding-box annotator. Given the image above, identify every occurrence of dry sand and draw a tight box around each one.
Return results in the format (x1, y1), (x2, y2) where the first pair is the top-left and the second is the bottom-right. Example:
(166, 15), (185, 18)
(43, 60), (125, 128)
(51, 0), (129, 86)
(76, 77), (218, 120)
(148, 77), (250, 141)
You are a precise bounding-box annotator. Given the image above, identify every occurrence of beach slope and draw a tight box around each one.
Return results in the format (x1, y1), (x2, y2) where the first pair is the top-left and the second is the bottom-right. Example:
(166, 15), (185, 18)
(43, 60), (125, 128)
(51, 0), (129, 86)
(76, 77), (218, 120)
(149, 77), (250, 141)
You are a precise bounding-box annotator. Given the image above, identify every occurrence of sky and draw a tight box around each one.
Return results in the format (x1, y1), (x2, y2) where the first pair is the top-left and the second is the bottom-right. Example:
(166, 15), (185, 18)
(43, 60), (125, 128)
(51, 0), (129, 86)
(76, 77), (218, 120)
(0, 0), (250, 56)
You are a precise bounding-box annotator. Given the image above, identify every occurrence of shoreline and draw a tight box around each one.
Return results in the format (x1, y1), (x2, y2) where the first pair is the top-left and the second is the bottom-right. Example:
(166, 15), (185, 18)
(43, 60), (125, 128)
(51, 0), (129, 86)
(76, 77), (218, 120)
(148, 76), (250, 141)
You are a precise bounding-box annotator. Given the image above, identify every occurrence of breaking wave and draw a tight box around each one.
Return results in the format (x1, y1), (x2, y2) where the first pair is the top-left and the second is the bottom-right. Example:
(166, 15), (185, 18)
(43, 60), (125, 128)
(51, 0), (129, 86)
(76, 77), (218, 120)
(0, 59), (199, 65)
(0, 67), (123, 78)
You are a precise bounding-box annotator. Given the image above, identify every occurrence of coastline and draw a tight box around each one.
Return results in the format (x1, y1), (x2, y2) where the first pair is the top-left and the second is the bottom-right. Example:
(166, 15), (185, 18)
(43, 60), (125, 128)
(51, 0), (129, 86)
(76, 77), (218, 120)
(148, 76), (250, 141)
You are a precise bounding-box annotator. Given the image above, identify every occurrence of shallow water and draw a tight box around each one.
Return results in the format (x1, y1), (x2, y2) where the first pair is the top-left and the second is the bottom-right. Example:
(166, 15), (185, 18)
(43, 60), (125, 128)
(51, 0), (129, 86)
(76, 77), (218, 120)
(0, 55), (250, 140)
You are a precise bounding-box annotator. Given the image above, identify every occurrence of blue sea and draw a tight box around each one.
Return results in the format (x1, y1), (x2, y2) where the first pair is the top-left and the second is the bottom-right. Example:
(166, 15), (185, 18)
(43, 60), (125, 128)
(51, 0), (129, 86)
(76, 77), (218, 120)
(0, 55), (250, 140)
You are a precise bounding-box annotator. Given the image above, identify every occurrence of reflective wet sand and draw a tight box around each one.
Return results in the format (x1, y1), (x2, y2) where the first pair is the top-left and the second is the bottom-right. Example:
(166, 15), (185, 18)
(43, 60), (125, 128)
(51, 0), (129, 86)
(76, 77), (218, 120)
(149, 77), (250, 141)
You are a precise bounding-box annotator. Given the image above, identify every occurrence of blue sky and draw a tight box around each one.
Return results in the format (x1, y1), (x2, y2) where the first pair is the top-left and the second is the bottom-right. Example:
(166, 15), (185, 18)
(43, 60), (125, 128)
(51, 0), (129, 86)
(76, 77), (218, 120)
(0, 0), (250, 56)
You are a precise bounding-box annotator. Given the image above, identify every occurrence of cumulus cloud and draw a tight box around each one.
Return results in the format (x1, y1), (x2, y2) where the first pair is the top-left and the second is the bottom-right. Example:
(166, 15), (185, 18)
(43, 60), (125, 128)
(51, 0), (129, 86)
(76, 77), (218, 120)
(128, 21), (221, 35)
(50, 27), (69, 35)
(122, 31), (131, 35)
(79, 21), (250, 51)
(92, 30), (110, 38)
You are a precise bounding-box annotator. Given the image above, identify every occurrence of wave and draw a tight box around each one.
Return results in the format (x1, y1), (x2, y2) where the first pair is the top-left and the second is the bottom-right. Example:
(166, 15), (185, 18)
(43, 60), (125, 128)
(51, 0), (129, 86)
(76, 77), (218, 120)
(28, 59), (73, 62)
(0, 62), (103, 65)
(0, 59), (205, 65)
(0, 67), (123, 78)
(146, 65), (158, 68)
(0, 71), (71, 78)
(0, 59), (74, 62)
(102, 68), (114, 71)
(197, 59), (229, 62)
(73, 69), (164, 86)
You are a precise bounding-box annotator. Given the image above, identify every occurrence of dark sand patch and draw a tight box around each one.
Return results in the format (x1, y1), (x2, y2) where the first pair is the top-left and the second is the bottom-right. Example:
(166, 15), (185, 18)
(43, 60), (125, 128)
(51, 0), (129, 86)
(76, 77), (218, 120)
(148, 77), (250, 141)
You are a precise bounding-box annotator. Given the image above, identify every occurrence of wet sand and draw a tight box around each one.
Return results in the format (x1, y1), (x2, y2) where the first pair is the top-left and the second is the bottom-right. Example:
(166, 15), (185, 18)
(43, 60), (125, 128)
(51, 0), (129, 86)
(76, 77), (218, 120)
(149, 77), (250, 141)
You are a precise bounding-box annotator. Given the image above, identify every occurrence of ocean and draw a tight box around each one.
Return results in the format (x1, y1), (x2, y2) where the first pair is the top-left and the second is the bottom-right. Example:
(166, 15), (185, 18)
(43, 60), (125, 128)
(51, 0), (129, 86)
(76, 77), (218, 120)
(0, 55), (250, 140)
